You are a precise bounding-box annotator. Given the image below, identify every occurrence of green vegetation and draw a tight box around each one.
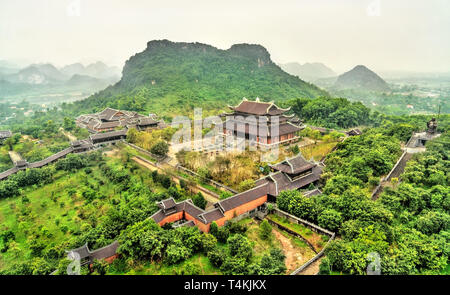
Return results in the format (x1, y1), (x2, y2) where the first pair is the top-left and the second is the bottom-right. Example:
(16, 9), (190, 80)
(69, 40), (327, 117)
(278, 129), (449, 274)
(0, 148), (199, 274)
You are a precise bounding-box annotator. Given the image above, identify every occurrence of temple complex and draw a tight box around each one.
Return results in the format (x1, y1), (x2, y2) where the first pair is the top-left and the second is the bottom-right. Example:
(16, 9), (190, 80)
(222, 98), (303, 146)
(151, 153), (322, 232)
(76, 107), (165, 133)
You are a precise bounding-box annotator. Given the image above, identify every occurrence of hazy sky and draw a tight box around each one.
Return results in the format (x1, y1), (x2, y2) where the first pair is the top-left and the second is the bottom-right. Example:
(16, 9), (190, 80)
(1, 0), (449, 73)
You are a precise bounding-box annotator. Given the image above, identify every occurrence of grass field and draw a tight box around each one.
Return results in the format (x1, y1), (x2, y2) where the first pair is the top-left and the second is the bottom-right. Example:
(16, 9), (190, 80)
(300, 141), (338, 161)
(0, 150), (166, 272)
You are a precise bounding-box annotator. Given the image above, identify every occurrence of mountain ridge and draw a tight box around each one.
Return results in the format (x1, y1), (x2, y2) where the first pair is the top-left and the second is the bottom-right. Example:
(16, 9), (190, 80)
(334, 65), (390, 92)
(75, 39), (328, 116)
(279, 62), (336, 82)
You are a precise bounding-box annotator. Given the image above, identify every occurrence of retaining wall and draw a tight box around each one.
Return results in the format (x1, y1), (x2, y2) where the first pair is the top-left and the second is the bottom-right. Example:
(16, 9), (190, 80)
(269, 207), (336, 275)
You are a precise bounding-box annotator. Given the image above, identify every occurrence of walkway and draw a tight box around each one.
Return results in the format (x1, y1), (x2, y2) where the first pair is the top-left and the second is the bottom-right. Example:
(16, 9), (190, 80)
(131, 156), (220, 206)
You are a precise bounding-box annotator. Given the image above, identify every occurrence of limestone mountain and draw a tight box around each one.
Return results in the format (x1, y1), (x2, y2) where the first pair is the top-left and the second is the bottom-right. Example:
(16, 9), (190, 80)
(73, 39), (328, 116)
(61, 62), (121, 80)
(334, 65), (390, 92)
(279, 62), (336, 82)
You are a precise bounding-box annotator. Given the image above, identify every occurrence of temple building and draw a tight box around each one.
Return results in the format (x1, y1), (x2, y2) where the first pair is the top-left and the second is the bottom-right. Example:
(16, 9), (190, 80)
(76, 107), (165, 133)
(0, 130), (12, 143)
(66, 241), (119, 266)
(151, 153), (322, 232)
(89, 129), (127, 145)
(255, 154), (323, 202)
(222, 98), (303, 146)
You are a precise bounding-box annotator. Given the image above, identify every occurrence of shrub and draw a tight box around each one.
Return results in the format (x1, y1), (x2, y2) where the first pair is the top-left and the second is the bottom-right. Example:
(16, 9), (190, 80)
(207, 248), (227, 267)
(259, 220), (272, 240)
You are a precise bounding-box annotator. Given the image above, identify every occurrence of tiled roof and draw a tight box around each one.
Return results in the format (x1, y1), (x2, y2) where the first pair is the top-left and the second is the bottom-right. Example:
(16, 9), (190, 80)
(90, 129), (127, 141)
(98, 108), (120, 121)
(67, 241), (119, 261)
(270, 166), (322, 195)
(229, 98), (289, 116)
(90, 241), (119, 260)
(0, 130), (12, 138)
(303, 188), (322, 197)
(271, 154), (316, 174)
(199, 208), (225, 224)
(67, 243), (91, 260)
(96, 121), (121, 129)
(254, 166), (322, 196)
(217, 183), (269, 212)
(0, 167), (19, 180)
(138, 117), (158, 126)
(158, 198), (176, 210)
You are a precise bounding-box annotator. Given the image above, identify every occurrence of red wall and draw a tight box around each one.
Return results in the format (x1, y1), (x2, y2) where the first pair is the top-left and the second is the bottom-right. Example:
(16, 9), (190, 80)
(156, 195), (268, 233)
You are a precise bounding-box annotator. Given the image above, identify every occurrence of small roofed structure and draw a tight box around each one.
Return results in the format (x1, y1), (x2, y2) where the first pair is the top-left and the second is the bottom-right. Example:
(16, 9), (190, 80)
(90, 129), (127, 145)
(303, 188), (322, 198)
(76, 108), (165, 133)
(71, 139), (94, 153)
(255, 154), (323, 201)
(15, 160), (29, 169)
(346, 129), (362, 136)
(0, 130), (12, 140)
(270, 154), (316, 175)
(66, 241), (119, 266)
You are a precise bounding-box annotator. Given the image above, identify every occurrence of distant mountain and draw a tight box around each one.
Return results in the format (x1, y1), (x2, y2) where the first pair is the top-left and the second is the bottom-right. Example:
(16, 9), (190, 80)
(60, 63), (85, 77)
(84, 61), (121, 79)
(65, 74), (115, 90)
(279, 62), (336, 82)
(60, 62), (121, 80)
(73, 39), (328, 116)
(0, 60), (20, 77)
(334, 65), (390, 92)
(5, 63), (67, 84)
(0, 61), (121, 103)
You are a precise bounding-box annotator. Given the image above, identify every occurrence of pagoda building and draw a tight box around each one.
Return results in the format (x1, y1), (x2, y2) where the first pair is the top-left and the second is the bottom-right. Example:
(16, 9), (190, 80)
(222, 98), (303, 145)
(254, 153), (323, 202)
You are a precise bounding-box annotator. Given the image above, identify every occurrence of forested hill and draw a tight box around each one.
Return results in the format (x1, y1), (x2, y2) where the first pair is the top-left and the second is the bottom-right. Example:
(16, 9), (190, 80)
(334, 65), (390, 92)
(71, 40), (328, 116)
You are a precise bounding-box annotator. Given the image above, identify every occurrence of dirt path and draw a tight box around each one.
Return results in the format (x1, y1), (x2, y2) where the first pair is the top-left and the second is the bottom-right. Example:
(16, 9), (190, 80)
(272, 229), (302, 273)
(297, 257), (322, 275)
(132, 156), (220, 205)
(59, 128), (77, 142)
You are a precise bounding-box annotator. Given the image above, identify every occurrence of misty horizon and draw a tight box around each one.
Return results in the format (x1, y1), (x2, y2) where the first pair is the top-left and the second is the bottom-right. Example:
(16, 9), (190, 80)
(1, 0), (450, 74)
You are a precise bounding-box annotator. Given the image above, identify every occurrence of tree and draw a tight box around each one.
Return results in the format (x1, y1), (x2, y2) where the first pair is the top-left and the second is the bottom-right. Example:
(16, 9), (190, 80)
(165, 244), (192, 265)
(207, 248), (227, 267)
(126, 128), (139, 144)
(319, 257), (331, 275)
(259, 220), (272, 240)
(238, 179), (255, 192)
(63, 117), (75, 131)
(220, 256), (249, 275)
(209, 221), (219, 238)
(193, 192), (207, 209)
(201, 234), (217, 253)
(317, 209), (342, 232)
(150, 140), (169, 157)
(227, 234), (253, 261)
(91, 259), (109, 275)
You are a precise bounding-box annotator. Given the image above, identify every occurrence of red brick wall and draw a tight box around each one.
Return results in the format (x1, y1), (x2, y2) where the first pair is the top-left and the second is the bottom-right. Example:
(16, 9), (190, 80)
(207, 195), (267, 232)
(156, 195), (267, 233)
(158, 212), (184, 226)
